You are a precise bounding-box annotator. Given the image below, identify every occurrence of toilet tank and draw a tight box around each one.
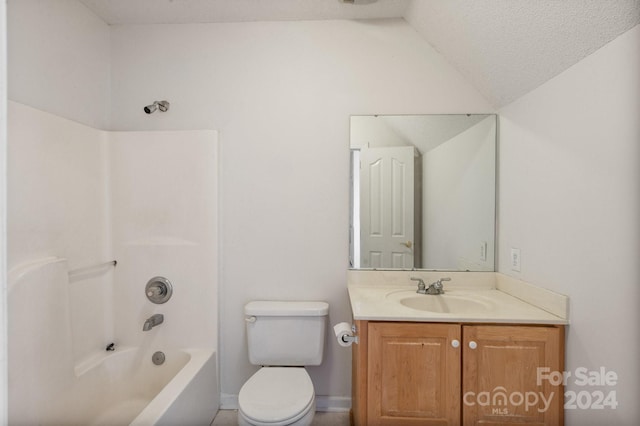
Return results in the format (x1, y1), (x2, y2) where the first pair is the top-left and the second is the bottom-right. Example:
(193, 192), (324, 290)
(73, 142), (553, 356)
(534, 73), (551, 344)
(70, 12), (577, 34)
(245, 301), (329, 366)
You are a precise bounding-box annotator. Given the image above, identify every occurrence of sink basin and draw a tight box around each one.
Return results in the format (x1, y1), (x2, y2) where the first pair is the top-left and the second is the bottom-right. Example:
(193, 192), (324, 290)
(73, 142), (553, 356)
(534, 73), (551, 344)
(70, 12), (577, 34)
(387, 290), (495, 314)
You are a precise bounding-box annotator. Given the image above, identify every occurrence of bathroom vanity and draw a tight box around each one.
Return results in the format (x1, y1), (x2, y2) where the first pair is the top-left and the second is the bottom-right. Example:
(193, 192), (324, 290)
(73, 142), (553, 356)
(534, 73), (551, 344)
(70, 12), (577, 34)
(347, 272), (568, 426)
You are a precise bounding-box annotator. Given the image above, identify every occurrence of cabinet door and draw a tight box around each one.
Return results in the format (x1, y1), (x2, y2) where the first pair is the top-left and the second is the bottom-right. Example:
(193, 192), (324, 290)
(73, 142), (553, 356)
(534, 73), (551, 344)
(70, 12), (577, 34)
(462, 325), (564, 426)
(368, 322), (461, 425)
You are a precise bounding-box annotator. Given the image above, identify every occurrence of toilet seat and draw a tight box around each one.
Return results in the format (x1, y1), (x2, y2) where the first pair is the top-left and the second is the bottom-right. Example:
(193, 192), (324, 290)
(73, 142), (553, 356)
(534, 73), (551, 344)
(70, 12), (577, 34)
(238, 367), (315, 425)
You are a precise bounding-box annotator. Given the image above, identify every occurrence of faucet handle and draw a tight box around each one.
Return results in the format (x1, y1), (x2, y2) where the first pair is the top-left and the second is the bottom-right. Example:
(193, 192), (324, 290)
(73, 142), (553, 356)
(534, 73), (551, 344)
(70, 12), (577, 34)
(410, 277), (426, 293)
(410, 277), (425, 285)
(147, 286), (164, 298)
(434, 277), (451, 287)
(424, 277), (450, 295)
(145, 277), (173, 304)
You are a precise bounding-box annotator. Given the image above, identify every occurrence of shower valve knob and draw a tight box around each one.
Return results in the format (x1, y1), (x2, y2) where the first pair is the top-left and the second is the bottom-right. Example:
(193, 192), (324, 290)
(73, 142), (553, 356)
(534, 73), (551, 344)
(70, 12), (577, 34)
(145, 277), (173, 304)
(147, 287), (164, 297)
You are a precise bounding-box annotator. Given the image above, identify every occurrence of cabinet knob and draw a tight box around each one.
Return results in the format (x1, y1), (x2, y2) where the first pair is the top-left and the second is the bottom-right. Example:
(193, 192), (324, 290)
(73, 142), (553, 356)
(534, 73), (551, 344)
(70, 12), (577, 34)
(469, 341), (478, 349)
(451, 339), (460, 348)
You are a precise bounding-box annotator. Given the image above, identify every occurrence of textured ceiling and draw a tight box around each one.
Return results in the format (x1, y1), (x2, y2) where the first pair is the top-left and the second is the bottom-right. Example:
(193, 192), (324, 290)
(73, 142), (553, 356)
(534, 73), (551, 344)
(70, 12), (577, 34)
(78, 0), (640, 107)
(405, 0), (640, 107)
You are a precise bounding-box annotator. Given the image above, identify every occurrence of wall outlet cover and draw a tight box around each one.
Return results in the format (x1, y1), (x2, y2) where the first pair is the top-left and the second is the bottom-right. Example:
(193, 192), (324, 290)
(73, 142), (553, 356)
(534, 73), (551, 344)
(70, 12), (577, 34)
(510, 247), (521, 272)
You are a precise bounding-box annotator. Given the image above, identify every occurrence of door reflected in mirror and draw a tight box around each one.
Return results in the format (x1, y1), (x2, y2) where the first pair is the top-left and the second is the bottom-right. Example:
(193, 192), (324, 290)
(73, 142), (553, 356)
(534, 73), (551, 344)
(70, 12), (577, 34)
(350, 114), (496, 271)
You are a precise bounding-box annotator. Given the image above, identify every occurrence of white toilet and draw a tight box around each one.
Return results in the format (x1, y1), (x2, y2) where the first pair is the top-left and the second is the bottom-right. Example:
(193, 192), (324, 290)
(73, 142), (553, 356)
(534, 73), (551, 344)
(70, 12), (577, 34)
(238, 301), (329, 426)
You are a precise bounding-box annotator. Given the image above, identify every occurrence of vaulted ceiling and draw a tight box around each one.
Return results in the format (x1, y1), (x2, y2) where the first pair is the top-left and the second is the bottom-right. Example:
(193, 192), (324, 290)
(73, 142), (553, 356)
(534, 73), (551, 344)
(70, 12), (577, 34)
(78, 0), (640, 107)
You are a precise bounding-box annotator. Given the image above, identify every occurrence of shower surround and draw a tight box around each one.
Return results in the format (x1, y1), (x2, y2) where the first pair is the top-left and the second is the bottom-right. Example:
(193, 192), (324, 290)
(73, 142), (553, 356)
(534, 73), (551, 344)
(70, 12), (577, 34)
(7, 101), (219, 424)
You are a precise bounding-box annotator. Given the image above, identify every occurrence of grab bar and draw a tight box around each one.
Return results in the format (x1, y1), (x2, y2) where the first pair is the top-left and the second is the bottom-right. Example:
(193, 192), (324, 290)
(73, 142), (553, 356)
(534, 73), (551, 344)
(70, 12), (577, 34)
(68, 260), (117, 277)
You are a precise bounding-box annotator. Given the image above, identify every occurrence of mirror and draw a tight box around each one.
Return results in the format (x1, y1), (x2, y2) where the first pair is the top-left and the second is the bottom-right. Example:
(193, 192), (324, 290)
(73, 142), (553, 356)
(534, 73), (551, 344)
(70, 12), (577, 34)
(349, 114), (496, 271)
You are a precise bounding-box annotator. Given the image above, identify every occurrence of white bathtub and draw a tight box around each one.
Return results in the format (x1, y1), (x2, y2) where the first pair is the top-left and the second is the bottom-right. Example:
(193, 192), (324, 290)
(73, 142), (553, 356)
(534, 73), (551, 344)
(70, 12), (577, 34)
(10, 345), (218, 425)
(88, 347), (219, 426)
(130, 348), (219, 426)
(84, 348), (219, 426)
(9, 258), (220, 425)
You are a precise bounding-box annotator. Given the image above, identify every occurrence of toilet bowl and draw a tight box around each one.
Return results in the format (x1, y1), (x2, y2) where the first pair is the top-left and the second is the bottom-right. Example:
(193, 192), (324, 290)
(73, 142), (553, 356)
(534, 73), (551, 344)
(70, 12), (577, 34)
(238, 367), (315, 426)
(238, 301), (328, 426)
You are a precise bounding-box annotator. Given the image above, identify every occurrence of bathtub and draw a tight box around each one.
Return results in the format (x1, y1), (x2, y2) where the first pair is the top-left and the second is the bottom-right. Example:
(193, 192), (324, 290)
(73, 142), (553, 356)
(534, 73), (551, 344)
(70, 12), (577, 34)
(9, 258), (220, 425)
(11, 345), (218, 425)
(90, 347), (218, 426)
(9, 257), (221, 425)
(130, 348), (219, 426)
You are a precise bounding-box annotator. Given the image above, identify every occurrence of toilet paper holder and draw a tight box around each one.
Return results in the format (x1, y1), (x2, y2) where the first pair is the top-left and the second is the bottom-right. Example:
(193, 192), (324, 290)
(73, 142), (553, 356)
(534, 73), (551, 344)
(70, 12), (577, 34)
(341, 324), (359, 345)
(341, 335), (358, 344)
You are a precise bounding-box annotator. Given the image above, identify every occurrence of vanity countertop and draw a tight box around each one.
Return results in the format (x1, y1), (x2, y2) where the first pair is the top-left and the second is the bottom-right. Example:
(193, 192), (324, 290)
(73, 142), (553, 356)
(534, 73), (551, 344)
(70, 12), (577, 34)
(348, 273), (569, 325)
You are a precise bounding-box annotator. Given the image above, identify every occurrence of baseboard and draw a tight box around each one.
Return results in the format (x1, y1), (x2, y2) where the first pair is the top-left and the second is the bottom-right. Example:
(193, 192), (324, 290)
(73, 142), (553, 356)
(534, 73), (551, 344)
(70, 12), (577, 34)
(220, 393), (238, 410)
(315, 396), (351, 412)
(220, 394), (351, 412)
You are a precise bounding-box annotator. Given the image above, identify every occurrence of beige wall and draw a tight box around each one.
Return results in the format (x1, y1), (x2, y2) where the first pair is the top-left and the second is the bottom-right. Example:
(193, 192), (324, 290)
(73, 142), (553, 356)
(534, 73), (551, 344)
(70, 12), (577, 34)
(8, 0), (111, 129)
(498, 25), (640, 425)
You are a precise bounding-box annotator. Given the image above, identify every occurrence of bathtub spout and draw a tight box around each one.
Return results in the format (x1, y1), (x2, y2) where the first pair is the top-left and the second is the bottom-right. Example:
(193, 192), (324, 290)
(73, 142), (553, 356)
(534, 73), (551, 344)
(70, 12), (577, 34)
(143, 314), (164, 331)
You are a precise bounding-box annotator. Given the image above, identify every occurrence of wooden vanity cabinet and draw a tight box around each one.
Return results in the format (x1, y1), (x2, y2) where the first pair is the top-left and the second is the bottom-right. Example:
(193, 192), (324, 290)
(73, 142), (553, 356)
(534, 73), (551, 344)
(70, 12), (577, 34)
(351, 321), (565, 426)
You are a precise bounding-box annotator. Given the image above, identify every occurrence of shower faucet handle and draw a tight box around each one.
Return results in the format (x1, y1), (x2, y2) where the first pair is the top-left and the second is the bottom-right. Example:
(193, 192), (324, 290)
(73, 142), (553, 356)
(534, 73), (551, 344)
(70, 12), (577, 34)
(147, 286), (164, 298)
(145, 276), (173, 304)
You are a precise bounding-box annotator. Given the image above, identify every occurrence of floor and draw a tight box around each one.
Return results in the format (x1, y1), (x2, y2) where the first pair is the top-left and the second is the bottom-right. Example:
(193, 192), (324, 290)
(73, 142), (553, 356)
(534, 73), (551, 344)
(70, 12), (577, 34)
(211, 409), (351, 426)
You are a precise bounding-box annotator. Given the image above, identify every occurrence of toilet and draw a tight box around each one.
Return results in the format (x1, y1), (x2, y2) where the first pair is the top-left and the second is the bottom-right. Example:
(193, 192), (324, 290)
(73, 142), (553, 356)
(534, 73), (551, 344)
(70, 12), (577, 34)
(238, 301), (329, 426)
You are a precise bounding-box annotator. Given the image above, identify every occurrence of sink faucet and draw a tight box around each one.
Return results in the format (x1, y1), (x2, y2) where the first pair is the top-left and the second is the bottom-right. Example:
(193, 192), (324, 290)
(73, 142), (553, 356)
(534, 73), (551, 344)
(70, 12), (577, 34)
(411, 277), (450, 295)
(143, 313), (164, 331)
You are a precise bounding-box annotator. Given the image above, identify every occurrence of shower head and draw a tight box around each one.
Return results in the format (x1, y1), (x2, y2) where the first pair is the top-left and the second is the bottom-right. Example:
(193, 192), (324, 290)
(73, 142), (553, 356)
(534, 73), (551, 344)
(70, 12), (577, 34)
(144, 100), (170, 114)
(144, 103), (157, 114)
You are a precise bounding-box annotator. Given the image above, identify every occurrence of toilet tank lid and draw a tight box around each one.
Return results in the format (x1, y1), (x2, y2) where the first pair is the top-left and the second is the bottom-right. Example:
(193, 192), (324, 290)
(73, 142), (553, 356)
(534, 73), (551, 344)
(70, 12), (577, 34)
(245, 301), (329, 316)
